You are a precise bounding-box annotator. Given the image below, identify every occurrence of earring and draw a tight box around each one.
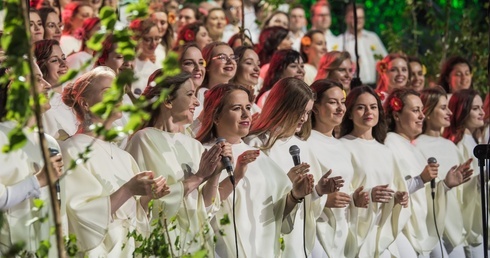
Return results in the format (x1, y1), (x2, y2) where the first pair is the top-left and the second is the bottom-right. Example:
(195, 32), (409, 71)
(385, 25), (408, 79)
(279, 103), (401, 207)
(84, 112), (93, 127)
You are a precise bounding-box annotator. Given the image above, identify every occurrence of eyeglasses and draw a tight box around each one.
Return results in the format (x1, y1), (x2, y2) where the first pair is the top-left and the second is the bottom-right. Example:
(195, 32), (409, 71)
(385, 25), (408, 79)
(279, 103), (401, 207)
(211, 54), (239, 63)
(142, 36), (162, 44)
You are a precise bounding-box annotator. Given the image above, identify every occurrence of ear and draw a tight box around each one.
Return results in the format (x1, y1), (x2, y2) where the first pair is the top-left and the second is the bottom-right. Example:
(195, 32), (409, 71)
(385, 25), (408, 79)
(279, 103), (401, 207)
(393, 112), (400, 121)
(80, 98), (90, 112)
(163, 99), (172, 109)
(312, 104), (319, 114)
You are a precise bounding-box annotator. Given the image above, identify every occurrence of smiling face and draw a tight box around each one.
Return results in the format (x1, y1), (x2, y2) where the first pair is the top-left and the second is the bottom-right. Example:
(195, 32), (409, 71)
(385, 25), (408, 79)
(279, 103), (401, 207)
(140, 25), (161, 57)
(44, 12), (62, 42)
(394, 94), (425, 140)
(304, 32), (327, 66)
(277, 35), (293, 50)
(168, 79), (199, 125)
(449, 63), (472, 92)
(207, 45), (237, 84)
(151, 12), (169, 36)
(33, 62), (52, 112)
(464, 95), (485, 131)
(45, 45), (68, 86)
(382, 58), (409, 92)
(235, 49), (260, 87)
(215, 90), (252, 142)
(315, 87), (346, 129)
(282, 57), (305, 81)
(409, 61), (425, 92)
(329, 59), (353, 92)
(426, 95), (452, 130)
(30, 12), (44, 43)
(350, 92), (379, 132)
(195, 26), (212, 50)
(180, 46), (206, 87)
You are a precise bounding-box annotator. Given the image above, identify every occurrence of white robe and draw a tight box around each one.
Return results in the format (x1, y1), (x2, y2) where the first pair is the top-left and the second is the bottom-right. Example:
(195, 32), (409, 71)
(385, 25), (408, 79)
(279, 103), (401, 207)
(43, 92), (79, 140)
(133, 59), (161, 95)
(245, 134), (327, 258)
(303, 64), (318, 86)
(414, 134), (467, 249)
(456, 134), (483, 247)
(340, 135), (410, 258)
(60, 134), (150, 257)
(125, 128), (216, 256)
(307, 130), (354, 258)
(204, 141), (291, 258)
(385, 133), (446, 256)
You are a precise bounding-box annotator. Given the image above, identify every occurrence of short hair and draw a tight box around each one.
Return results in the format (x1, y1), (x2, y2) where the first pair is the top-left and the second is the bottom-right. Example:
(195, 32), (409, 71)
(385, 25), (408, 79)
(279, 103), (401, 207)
(310, 0), (330, 17)
(345, 3), (365, 15)
(180, 3), (201, 21)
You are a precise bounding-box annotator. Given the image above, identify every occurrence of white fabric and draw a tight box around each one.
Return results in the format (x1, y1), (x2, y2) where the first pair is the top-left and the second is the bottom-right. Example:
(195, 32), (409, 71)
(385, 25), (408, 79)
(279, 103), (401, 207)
(303, 64), (318, 86)
(414, 134), (467, 250)
(204, 141), (290, 258)
(125, 128), (216, 256)
(307, 130), (353, 258)
(243, 5), (260, 43)
(340, 135), (410, 258)
(133, 59), (161, 95)
(43, 92), (79, 140)
(324, 29), (342, 52)
(291, 31), (305, 52)
(65, 51), (94, 81)
(385, 133), (445, 256)
(245, 134), (327, 258)
(61, 134), (150, 256)
(222, 24), (239, 45)
(60, 35), (82, 56)
(339, 30), (388, 84)
(154, 44), (166, 67)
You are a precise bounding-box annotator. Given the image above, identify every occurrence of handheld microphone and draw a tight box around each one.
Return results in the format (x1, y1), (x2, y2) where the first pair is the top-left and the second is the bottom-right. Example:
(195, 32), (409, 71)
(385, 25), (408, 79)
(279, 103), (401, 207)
(427, 157), (437, 199)
(48, 148), (61, 202)
(216, 137), (235, 185)
(289, 145), (301, 166)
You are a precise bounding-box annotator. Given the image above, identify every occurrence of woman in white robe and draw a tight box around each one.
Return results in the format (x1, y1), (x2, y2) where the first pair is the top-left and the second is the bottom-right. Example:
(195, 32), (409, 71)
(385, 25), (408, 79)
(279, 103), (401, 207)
(246, 77), (343, 258)
(442, 89), (486, 258)
(384, 88), (472, 258)
(338, 86), (410, 258)
(307, 80), (369, 258)
(60, 66), (169, 257)
(126, 72), (225, 256)
(416, 87), (475, 258)
(195, 84), (315, 257)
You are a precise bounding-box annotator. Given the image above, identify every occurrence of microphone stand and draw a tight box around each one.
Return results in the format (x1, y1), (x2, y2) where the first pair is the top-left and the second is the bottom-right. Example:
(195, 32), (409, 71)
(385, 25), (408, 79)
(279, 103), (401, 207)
(350, 0), (363, 89)
(473, 144), (490, 258)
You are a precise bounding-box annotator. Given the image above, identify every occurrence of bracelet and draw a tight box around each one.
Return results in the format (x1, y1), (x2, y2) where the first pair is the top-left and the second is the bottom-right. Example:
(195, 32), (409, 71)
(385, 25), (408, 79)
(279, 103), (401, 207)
(289, 190), (304, 203)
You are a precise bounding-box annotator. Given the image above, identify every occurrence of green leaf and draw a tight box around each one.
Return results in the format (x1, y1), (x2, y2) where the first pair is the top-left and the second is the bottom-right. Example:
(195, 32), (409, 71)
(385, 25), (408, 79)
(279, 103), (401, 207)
(2, 126), (27, 152)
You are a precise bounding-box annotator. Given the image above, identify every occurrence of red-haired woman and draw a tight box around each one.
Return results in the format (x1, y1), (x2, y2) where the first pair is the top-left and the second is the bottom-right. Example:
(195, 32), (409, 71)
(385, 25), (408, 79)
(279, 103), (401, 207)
(375, 53), (410, 103)
(66, 17), (101, 76)
(60, 2), (94, 55)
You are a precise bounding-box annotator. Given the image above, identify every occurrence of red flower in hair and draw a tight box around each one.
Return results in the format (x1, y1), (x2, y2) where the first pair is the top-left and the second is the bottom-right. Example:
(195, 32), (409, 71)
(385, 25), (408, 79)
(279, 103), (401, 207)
(184, 29), (195, 42)
(390, 96), (403, 112)
(377, 91), (386, 101)
(129, 19), (142, 31)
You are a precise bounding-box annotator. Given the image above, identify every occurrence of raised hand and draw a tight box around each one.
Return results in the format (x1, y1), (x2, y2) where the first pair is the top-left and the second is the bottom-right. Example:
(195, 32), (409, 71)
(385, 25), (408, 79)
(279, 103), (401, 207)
(353, 186), (369, 208)
(36, 153), (64, 187)
(420, 163), (439, 183)
(196, 143), (223, 180)
(315, 170), (344, 195)
(444, 159), (474, 188)
(371, 184), (395, 203)
(292, 173), (314, 200)
(394, 191), (409, 208)
(234, 150), (260, 181)
(287, 163), (310, 183)
(325, 192), (351, 208)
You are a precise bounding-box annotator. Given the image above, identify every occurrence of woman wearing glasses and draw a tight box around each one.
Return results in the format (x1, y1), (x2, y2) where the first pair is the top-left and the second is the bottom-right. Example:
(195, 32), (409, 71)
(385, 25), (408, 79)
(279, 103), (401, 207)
(130, 19), (162, 96)
(315, 51), (354, 95)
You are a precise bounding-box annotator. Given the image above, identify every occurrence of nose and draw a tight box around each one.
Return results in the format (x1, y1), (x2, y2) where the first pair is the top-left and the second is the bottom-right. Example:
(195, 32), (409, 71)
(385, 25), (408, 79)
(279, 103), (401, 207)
(298, 66), (305, 75)
(59, 58), (67, 68)
(447, 108), (453, 116)
(193, 95), (200, 107)
(34, 23), (40, 31)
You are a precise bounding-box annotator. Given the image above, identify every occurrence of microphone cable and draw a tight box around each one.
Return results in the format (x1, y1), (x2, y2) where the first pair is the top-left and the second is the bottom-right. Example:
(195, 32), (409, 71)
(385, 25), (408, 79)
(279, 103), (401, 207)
(432, 187), (444, 258)
(303, 201), (307, 258)
(232, 177), (238, 258)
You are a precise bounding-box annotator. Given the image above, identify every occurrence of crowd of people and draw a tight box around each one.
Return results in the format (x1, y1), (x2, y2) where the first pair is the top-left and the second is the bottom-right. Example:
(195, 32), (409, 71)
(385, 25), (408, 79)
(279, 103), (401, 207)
(1, 0), (489, 257)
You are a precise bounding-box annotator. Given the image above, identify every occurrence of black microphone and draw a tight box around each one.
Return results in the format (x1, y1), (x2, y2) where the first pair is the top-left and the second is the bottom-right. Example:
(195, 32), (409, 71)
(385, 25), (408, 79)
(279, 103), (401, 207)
(48, 148), (61, 202)
(427, 157), (437, 199)
(289, 145), (301, 166)
(216, 137), (235, 185)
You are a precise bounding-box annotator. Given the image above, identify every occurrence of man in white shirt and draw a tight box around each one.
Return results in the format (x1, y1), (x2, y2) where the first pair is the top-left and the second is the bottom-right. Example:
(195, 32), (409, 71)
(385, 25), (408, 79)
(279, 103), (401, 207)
(289, 5), (307, 51)
(242, 0), (260, 43)
(310, 1), (340, 52)
(339, 4), (388, 85)
(222, 0), (242, 43)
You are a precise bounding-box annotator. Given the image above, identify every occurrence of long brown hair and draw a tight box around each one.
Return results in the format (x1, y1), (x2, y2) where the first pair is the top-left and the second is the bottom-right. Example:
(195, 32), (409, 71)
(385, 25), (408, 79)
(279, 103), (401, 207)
(339, 85), (388, 143)
(384, 88), (420, 132)
(315, 51), (351, 81)
(419, 86), (447, 133)
(442, 88), (480, 144)
(249, 77), (315, 150)
(195, 84), (253, 143)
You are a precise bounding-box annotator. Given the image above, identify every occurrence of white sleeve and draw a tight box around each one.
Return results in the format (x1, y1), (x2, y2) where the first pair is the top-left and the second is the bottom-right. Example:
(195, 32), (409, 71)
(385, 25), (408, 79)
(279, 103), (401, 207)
(405, 175), (425, 194)
(0, 175), (41, 210)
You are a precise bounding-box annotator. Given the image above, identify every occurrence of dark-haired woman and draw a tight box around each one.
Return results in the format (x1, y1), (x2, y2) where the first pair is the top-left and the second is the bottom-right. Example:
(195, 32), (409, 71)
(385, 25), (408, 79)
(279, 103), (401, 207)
(443, 89), (485, 258)
(126, 72), (225, 256)
(415, 87), (476, 257)
(230, 45), (261, 113)
(384, 88), (472, 257)
(438, 56), (473, 95)
(308, 79), (368, 258)
(196, 84), (310, 257)
(339, 86), (410, 257)
(256, 49), (305, 109)
(30, 9), (45, 43)
(38, 7), (62, 42)
(246, 77), (343, 257)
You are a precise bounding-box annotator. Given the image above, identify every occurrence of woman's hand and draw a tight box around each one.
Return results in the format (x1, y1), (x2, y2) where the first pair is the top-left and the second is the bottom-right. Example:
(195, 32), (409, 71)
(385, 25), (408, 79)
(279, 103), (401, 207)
(353, 186), (369, 208)
(371, 184), (394, 203)
(420, 163), (439, 183)
(292, 173), (314, 200)
(234, 150), (260, 181)
(444, 158), (474, 188)
(36, 153), (63, 187)
(325, 192), (351, 208)
(315, 170), (344, 196)
(286, 163), (310, 183)
(195, 143), (223, 180)
(394, 191), (409, 208)
(150, 176), (170, 199)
